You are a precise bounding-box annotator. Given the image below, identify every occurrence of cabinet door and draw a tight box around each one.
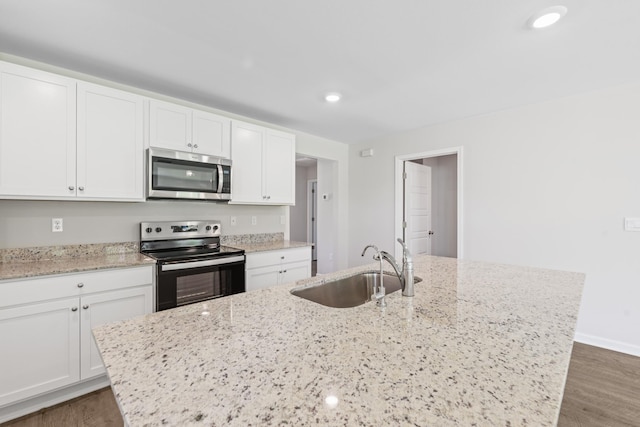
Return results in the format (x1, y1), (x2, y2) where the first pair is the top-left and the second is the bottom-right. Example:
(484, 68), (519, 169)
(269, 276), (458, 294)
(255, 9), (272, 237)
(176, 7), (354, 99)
(230, 121), (264, 203)
(0, 298), (80, 406)
(192, 110), (230, 158)
(77, 82), (144, 200)
(0, 62), (76, 198)
(149, 99), (191, 151)
(280, 260), (311, 284)
(245, 265), (280, 292)
(263, 129), (295, 205)
(80, 285), (152, 380)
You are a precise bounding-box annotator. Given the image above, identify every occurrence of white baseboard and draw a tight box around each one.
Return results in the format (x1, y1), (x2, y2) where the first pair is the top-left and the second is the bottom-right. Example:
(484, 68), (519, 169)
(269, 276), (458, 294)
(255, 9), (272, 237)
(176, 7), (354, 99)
(0, 376), (109, 424)
(575, 333), (640, 357)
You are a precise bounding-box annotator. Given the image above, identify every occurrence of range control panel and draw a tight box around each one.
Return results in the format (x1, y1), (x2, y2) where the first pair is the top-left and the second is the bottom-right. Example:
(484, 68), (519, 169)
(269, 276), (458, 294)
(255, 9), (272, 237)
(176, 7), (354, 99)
(140, 220), (221, 241)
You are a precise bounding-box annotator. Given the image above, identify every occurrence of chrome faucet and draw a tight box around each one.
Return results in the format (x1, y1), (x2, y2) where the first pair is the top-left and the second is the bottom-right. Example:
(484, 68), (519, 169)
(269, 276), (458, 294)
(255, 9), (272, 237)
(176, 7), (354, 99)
(377, 239), (415, 297)
(361, 244), (386, 307)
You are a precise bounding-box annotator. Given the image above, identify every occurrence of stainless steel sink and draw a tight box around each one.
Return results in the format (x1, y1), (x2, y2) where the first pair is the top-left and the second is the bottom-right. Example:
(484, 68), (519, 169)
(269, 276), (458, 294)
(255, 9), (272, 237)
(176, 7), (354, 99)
(290, 271), (422, 308)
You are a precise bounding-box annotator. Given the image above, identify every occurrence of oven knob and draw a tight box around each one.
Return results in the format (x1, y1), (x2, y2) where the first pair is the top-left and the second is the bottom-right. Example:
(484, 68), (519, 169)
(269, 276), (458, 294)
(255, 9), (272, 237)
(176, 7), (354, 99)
(155, 227), (162, 233)
(205, 225), (211, 231)
(212, 225), (219, 231)
(146, 227), (152, 233)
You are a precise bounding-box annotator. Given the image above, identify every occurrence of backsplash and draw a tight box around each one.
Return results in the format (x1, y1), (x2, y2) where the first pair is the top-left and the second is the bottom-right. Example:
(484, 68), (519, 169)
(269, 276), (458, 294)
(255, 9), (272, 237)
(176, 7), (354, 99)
(0, 242), (139, 263)
(221, 233), (284, 245)
(0, 233), (287, 263)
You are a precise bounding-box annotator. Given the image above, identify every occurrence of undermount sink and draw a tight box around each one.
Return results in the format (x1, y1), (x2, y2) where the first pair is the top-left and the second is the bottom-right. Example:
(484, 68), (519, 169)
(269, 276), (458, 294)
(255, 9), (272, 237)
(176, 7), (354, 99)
(290, 271), (422, 308)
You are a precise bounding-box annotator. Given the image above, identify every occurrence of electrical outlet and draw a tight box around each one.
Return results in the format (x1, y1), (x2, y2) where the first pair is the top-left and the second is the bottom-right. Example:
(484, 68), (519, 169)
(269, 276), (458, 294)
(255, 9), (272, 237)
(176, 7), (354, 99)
(52, 218), (63, 232)
(251, 216), (257, 226)
(280, 215), (285, 225)
(230, 216), (237, 226)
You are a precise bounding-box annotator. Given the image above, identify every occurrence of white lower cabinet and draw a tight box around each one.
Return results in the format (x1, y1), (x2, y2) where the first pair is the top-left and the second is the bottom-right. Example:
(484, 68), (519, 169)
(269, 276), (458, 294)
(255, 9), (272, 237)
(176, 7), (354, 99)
(0, 298), (80, 406)
(80, 286), (152, 379)
(0, 266), (153, 411)
(245, 247), (311, 292)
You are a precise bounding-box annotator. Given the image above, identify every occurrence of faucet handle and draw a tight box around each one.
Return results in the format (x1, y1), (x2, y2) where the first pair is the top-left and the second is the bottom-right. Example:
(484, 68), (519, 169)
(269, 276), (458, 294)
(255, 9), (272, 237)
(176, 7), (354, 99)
(397, 238), (413, 262)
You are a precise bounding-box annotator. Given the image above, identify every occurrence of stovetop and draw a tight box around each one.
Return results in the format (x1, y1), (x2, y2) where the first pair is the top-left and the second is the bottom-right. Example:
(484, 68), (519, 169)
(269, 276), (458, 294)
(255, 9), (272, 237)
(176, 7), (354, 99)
(139, 220), (244, 263)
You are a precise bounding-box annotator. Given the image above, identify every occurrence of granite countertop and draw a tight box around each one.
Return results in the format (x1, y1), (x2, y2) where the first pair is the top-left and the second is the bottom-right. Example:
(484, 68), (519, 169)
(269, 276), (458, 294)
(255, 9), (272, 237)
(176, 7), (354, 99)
(228, 239), (311, 253)
(0, 243), (156, 281)
(94, 255), (584, 426)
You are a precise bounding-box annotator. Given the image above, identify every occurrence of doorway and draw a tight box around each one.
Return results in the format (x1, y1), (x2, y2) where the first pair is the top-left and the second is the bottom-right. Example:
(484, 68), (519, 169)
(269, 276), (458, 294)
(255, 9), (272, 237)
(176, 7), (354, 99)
(291, 155), (318, 275)
(394, 147), (463, 260)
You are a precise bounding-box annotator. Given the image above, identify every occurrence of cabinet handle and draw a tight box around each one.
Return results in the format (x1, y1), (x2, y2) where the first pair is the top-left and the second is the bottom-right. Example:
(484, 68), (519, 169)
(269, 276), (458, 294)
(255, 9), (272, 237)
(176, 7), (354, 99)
(283, 270), (287, 273)
(280, 256), (285, 260)
(71, 307), (78, 312)
(77, 283), (84, 288)
(267, 195), (271, 200)
(193, 144), (198, 149)
(83, 305), (89, 310)
(68, 186), (75, 191)
(187, 143), (193, 148)
(78, 186), (85, 191)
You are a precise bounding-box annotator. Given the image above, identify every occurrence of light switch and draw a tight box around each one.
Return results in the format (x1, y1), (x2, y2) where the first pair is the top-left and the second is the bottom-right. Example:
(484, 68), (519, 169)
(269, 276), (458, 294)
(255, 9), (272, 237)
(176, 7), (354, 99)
(624, 217), (640, 231)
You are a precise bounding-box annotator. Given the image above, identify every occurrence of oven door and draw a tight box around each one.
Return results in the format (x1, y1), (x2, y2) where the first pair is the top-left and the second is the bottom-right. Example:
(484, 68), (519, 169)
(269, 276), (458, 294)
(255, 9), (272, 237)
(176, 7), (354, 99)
(156, 255), (245, 311)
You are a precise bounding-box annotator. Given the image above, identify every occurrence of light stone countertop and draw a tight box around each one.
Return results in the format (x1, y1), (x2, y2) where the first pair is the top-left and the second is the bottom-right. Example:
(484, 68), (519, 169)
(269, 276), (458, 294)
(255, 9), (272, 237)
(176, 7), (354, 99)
(227, 239), (312, 253)
(93, 255), (584, 426)
(0, 243), (155, 281)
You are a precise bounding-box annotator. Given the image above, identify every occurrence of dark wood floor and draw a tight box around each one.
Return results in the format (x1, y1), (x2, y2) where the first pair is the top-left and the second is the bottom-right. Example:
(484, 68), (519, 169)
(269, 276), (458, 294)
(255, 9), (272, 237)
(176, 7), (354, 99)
(558, 343), (640, 426)
(3, 342), (638, 426)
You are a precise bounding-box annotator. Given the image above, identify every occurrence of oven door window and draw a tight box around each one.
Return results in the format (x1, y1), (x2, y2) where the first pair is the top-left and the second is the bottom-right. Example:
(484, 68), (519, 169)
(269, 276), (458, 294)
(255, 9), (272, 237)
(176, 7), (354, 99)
(156, 260), (245, 311)
(176, 272), (219, 305)
(152, 158), (219, 193)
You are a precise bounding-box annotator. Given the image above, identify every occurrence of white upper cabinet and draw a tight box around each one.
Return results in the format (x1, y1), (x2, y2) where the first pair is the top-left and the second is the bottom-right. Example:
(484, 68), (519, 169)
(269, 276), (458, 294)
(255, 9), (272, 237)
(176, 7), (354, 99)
(0, 61), (145, 201)
(149, 99), (230, 158)
(0, 62), (76, 198)
(230, 120), (295, 205)
(77, 82), (144, 200)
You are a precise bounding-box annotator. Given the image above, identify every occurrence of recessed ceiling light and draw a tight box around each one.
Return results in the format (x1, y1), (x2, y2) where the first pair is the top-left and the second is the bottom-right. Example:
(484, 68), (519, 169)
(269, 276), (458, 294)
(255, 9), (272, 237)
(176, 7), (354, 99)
(529, 6), (567, 29)
(324, 92), (341, 103)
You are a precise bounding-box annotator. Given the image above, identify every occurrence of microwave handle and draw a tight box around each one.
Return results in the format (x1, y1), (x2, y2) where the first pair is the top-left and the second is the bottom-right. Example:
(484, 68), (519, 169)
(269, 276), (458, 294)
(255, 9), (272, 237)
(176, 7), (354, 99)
(217, 165), (224, 193)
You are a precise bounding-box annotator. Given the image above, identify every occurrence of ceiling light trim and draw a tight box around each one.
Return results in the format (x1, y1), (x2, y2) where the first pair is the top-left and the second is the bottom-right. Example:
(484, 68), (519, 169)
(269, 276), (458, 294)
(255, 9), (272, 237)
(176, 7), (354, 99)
(528, 5), (568, 29)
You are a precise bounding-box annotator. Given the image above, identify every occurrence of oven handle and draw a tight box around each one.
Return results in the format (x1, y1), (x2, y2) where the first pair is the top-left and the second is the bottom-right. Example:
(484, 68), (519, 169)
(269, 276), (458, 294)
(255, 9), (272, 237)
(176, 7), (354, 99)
(161, 255), (245, 271)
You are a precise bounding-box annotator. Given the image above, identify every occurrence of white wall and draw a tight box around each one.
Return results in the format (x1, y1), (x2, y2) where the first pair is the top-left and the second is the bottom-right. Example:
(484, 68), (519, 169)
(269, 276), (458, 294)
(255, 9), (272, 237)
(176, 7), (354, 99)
(349, 82), (640, 356)
(422, 155), (457, 257)
(296, 135), (349, 272)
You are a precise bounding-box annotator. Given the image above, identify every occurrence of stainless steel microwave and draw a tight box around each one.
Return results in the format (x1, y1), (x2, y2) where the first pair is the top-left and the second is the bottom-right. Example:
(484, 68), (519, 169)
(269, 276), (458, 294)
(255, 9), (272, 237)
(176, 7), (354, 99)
(147, 148), (231, 201)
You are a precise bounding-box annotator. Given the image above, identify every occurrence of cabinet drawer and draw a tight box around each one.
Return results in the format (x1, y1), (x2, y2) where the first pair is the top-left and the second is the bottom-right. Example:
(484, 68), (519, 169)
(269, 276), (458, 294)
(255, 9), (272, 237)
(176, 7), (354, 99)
(245, 247), (311, 269)
(0, 266), (153, 309)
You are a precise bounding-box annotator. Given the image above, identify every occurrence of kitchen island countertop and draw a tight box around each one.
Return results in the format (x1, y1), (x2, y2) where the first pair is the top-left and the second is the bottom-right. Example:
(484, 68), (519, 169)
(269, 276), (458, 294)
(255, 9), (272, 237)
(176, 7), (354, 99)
(93, 255), (584, 426)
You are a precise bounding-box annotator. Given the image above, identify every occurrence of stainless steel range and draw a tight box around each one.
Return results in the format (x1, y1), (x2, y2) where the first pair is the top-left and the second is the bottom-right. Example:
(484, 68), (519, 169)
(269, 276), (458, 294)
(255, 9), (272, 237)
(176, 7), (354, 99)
(140, 220), (245, 311)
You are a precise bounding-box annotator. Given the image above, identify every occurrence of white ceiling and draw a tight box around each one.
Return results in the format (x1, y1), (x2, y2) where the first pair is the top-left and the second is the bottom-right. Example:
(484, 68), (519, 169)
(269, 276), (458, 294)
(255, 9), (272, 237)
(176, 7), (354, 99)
(1, 1), (640, 144)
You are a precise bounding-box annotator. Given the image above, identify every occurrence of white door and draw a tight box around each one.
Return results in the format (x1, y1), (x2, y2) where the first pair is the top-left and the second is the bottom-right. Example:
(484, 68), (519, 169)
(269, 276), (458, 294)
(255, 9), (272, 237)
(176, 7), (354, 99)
(404, 161), (432, 255)
(192, 110), (231, 158)
(245, 266), (280, 292)
(80, 286), (152, 380)
(0, 298), (80, 406)
(77, 82), (144, 200)
(149, 99), (191, 151)
(263, 129), (295, 204)
(230, 121), (264, 203)
(0, 62), (76, 198)
(280, 261), (311, 284)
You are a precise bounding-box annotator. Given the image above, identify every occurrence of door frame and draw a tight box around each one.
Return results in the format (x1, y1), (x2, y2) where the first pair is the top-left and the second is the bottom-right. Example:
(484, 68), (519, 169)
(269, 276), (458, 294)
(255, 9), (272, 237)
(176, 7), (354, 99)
(394, 146), (464, 260)
(306, 179), (318, 260)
